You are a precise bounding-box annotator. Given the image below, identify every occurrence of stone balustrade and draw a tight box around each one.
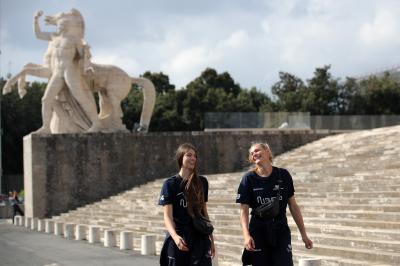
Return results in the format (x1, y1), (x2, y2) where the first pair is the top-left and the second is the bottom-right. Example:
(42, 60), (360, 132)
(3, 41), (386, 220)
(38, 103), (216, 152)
(45, 220), (54, 233)
(64, 223), (74, 239)
(37, 219), (45, 232)
(75, 224), (87, 240)
(54, 222), (63, 236)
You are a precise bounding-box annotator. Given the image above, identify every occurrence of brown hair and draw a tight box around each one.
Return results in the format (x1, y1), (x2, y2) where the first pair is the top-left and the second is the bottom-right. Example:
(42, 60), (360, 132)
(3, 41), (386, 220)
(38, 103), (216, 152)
(175, 143), (206, 217)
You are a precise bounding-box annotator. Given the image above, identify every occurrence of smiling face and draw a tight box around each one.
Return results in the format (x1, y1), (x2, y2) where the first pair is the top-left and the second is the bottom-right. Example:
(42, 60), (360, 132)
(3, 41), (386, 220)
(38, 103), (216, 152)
(249, 143), (272, 165)
(181, 149), (197, 170)
(176, 143), (198, 173)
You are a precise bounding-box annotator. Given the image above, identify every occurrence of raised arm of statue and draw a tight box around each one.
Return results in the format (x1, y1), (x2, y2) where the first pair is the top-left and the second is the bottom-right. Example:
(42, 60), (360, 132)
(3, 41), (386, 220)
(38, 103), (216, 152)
(33, 10), (52, 41)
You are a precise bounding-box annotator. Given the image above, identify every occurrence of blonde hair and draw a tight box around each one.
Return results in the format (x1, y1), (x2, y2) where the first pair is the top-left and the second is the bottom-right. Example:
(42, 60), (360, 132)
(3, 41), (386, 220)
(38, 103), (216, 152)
(248, 142), (274, 170)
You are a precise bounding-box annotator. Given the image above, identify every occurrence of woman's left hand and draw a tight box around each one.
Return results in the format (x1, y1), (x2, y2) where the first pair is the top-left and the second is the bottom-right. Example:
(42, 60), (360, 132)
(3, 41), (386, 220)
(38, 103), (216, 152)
(209, 239), (216, 258)
(302, 236), (313, 249)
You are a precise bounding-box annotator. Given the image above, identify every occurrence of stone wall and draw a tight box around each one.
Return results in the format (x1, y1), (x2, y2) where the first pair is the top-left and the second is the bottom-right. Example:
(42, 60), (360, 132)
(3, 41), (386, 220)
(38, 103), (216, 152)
(24, 129), (338, 218)
(0, 204), (24, 219)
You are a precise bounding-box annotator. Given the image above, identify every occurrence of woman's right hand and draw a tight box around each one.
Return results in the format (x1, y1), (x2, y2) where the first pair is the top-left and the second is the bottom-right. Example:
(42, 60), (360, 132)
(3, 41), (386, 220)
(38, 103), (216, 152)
(173, 235), (189, 252)
(244, 235), (256, 251)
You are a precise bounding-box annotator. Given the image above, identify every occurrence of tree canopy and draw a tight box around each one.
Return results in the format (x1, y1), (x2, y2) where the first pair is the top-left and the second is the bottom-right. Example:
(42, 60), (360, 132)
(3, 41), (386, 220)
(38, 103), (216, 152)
(2, 66), (400, 175)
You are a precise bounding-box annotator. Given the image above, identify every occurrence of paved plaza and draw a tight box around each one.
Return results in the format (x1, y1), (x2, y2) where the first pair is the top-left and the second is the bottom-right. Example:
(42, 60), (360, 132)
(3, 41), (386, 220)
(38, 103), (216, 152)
(0, 220), (158, 266)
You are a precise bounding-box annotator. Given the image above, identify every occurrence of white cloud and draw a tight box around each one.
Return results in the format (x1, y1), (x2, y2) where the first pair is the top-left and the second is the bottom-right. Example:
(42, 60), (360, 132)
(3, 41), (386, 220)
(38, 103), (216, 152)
(359, 9), (399, 45)
(219, 30), (250, 49)
(3, 0), (400, 94)
(91, 53), (141, 76)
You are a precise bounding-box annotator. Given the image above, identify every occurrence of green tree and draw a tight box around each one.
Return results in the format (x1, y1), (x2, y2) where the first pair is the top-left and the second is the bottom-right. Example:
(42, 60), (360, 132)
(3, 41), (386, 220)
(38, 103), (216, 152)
(142, 71), (175, 94)
(271, 72), (306, 112)
(357, 73), (400, 114)
(150, 90), (189, 131)
(305, 65), (341, 115)
(183, 68), (272, 130)
(339, 77), (363, 114)
(121, 84), (143, 131)
(1, 81), (44, 174)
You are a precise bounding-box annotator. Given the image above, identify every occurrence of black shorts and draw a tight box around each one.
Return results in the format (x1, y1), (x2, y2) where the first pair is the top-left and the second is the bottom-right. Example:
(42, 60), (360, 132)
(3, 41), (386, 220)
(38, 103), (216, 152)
(243, 219), (293, 266)
(160, 227), (212, 266)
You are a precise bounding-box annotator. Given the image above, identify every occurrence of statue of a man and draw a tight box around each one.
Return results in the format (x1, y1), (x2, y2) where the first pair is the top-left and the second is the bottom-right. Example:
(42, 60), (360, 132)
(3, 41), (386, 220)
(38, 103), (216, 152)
(2, 9), (156, 134)
(34, 9), (100, 133)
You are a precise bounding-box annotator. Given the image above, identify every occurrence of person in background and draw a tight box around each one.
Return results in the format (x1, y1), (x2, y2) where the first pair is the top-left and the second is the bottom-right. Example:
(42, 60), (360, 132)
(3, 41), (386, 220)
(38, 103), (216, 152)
(9, 190), (24, 224)
(236, 142), (313, 266)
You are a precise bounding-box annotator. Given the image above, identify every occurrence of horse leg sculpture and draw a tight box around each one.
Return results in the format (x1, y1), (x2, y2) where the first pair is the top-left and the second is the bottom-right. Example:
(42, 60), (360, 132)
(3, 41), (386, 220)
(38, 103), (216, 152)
(2, 63), (51, 97)
(131, 77), (156, 132)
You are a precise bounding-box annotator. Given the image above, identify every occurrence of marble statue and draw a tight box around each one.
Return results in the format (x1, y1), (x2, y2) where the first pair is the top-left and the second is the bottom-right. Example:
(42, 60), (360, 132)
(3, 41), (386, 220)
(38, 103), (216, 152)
(2, 9), (156, 133)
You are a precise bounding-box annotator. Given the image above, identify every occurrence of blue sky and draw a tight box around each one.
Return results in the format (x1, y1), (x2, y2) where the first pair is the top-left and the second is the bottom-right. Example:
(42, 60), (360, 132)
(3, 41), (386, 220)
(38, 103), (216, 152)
(2, 0), (400, 94)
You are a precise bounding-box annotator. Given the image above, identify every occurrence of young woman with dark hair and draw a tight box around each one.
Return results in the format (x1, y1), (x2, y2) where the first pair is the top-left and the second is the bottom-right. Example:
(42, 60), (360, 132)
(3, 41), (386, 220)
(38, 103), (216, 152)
(159, 143), (215, 266)
(236, 142), (312, 266)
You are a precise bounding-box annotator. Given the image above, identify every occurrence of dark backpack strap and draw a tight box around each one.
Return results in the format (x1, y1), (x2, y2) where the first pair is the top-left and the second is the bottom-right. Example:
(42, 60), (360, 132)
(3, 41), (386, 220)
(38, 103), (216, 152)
(276, 168), (282, 199)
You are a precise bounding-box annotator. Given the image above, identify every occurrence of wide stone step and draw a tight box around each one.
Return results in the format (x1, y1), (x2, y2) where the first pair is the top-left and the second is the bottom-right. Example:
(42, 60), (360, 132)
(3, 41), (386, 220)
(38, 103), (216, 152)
(298, 210), (400, 221)
(298, 184), (400, 192)
(302, 217), (400, 230)
(214, 240), (394, 266)
(296, 191), (400, 198)
(207, 202), (400, 213)
(208, 210), (400, 223)
(215, 229), (400, 253)
(213, 222), (400, 244)
(291, 242), (400, 265)
(291, 224), (400, 241)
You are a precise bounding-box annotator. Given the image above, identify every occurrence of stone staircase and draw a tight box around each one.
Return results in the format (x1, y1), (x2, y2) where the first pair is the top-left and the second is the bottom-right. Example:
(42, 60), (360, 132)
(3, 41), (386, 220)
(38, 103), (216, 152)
(50, 125), (400, 265)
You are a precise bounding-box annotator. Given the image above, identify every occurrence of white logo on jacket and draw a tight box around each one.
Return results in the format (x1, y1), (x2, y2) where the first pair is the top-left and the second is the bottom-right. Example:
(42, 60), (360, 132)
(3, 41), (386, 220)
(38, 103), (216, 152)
(256, 195), (282, 204)
(180, 198), (187, 208)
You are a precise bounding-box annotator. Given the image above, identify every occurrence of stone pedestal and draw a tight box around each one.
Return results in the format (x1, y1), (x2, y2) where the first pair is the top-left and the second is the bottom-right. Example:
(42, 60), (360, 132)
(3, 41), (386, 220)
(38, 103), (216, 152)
(104, 230), (116, 247)
(75, 224), (86, 240)
(120, 231), (133, 250)
(14, 216), (22, 226)
(88, 226), (100, 244)
(64, 223), (74, 239)
(54, 222), (63, 236)
(31, 218), (38, 230)
(37, 219), (45, 232)
(141, 235), (156, 255)
(25, 217), (31, 228)
(45, 220), (54, 233)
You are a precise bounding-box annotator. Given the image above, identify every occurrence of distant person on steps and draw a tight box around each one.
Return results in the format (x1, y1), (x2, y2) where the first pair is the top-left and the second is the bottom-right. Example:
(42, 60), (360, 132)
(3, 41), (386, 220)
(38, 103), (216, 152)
(9, 190), (24, 224)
